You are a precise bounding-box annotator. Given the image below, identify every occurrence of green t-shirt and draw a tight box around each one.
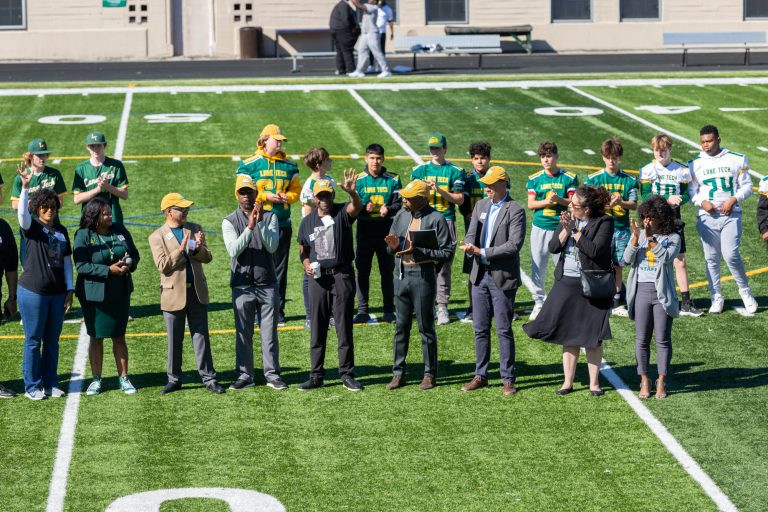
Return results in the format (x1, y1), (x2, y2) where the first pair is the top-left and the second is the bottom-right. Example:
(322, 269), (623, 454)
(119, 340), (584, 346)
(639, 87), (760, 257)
(236, 151), (300, 228)
(356, 169), (402, 221)
(12, 166), (67, 200)
(72, 157), (129, 223)
(527, 168), (579, 231)
(585, 169), (637, 229)
(410, 160), (465, 221)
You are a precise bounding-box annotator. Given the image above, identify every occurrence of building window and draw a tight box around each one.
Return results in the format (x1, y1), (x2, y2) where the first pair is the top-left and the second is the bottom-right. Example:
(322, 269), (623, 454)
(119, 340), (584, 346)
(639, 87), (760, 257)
(552, 0), (591, 21)
(426, 0), (467, 24)
(746, 0), (768, 18)
(621, 0), (660, 20)
(0, 0), (25, 29)
(384, 0), (399, 24)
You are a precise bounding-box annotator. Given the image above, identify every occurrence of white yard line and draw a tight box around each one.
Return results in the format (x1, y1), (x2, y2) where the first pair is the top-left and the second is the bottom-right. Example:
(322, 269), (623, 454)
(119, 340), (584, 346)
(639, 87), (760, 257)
(569, 84), (741, 512)
(46, 89), (134, 512)
(600, 361), (738, 512)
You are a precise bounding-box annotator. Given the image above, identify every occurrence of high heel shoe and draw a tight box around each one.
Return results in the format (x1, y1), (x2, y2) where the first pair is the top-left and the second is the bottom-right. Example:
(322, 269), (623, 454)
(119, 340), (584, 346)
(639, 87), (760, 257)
(638, 380), (651, 399)
(655, 379), (667, 400)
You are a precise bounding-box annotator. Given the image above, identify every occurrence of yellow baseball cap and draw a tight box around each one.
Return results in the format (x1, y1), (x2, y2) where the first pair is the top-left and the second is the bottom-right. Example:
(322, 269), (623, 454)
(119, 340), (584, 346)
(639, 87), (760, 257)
(313, 179), (334, 196)
(160, 192), (194, 211)
(399, 179), (429, 199)
(479, 166), (508, 185)
(234, 174), (258, 199)
(260, 124), (287, 141)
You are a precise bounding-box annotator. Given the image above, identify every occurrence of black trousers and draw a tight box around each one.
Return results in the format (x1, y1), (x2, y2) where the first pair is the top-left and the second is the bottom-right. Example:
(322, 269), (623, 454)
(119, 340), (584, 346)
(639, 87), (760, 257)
(393, 265), (438, 376)
(272, 225), (292, 319)
(355, 220), (395, 314)
(308, 268), (356, 378)
(331, 30), (358, 74)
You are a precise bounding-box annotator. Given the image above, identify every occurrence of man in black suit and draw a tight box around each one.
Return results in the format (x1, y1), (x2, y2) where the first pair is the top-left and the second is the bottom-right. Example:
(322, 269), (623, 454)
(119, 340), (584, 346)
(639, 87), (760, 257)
(460, 166), (526, 396)
(329, 0), (360, 75)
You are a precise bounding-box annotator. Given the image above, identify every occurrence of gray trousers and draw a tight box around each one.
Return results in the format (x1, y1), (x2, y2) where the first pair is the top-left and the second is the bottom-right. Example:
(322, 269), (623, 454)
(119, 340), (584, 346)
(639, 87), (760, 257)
(436, 219), (457, 306)
(163, 287), (217, 384)
(232, 284), (280, 383)
(530, 225), (557, 306)
(393, 265), (438, 376)
(696, 212), (750, 296)
(471, 270), (517, 382)
(634, 283), (673, 376)
(354, 31), (390, 74)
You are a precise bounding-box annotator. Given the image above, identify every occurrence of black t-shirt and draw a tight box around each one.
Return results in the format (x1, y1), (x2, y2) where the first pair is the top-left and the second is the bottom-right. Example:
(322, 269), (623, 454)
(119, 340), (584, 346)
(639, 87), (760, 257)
(0, 219), (19, 296)
(19, 220), (72, 295)
(297, 203), (356, 269)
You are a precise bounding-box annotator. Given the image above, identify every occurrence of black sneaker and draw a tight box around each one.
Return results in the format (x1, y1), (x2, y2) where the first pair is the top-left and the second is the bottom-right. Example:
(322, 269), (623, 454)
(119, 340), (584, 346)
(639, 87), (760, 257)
(161, 381), (182, 394)
(298, 377), (324, 391)
(0, 383), (16, 398)
(266, 378), (288, 390)
(228, 378), (255, 390)
(341, 375), (363, 392)
(353, 312), (371, 324)
(205, 381), (225, 394)
(381, 312), (396, 323)
(680, 301), (704, 317)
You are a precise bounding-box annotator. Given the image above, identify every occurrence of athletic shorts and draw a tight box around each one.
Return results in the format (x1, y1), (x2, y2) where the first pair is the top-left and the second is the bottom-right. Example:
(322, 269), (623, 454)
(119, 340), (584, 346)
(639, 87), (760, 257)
(612, 228), (631, 265)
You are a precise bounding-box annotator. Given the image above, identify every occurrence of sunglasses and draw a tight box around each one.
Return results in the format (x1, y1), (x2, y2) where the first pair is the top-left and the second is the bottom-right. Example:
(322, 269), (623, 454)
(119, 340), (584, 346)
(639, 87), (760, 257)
(171, 206), (190, 213)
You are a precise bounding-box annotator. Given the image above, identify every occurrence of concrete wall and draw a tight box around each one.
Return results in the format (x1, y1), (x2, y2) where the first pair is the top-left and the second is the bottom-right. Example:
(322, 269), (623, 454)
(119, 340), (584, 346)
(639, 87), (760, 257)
(1, 0), (767, 60)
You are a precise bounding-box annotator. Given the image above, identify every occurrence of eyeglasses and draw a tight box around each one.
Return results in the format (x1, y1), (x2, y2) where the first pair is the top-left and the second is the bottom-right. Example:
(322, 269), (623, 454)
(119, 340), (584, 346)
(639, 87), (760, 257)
(570, 203), (585, 210)
(171, 206), (189, 213)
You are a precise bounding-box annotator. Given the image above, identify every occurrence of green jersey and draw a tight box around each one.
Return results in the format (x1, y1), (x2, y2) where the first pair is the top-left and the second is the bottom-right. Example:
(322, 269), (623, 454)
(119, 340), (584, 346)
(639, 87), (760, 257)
(355, 168), (402, 222)
(72, 157), (129, 223)
(410, 160), (465, 221)
(526, 168), (579, 230)
(12, 166), (67, 201)
(585, 169), (637, 230)
(236, 149), (301, 228)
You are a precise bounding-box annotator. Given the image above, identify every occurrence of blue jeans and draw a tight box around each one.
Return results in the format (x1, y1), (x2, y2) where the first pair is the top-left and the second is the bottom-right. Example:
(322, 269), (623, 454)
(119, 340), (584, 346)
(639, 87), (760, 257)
(18, 286), (66, 393)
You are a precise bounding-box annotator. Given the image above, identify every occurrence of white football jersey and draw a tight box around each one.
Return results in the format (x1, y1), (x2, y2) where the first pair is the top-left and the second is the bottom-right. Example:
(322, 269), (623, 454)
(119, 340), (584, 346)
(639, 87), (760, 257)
(638, 160), (691, 198)
(688, 148), (753, 215)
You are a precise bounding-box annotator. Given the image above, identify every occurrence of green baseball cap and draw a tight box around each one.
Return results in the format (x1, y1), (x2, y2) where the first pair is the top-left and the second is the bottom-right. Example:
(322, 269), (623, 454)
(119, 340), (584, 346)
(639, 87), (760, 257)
(27, 138), (51, 155)
(85, 131), (107, 145)
(427, 132), (447, 148)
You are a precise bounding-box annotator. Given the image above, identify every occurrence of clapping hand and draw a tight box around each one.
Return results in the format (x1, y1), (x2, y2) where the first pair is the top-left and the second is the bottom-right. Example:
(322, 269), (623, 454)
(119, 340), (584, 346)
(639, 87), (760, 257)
(194, 231), (206, 250)
(630, 217), (641, 239)
(340, 168), (358, 193)
(180, 230), (192, 254)
(459, 241), (480, 256)
(366, 202), (375, 212)
(560, 211), (576, 231)
(384, 233), (400, 251)
(609, 192), (621, 208)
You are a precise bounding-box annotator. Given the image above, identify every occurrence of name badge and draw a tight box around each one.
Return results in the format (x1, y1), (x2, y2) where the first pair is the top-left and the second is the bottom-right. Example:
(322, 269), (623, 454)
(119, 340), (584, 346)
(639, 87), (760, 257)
(165, 232), (175, 241)
(117, 234), (126, 241)
(309, 233), (317, 242)
(321, 216), (335, 227)
(480, 212), (487, 221)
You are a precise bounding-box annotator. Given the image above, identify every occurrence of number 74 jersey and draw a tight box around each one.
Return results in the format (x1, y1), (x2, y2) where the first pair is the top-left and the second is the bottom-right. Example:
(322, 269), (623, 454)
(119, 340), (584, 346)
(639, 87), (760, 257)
(688, 148), (753, 216)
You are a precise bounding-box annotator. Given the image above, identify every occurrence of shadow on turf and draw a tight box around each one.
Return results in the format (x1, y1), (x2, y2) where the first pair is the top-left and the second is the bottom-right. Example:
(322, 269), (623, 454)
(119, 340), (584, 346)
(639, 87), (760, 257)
(609, 362), (768, 395)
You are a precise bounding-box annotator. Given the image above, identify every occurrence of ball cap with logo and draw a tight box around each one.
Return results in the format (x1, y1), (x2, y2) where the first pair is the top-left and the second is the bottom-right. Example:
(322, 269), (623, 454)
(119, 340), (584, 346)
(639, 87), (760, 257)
(427, 132), (447, 148)
(260, 124), (287, 141)
(28, 138), (51, 155)
(478, 166), (508, 185)
(160, 192), (194, 211)
(234, 174), (258, 199)
(399, 179), (429, 199)
(312, 179), (334, 197)
(85, 131), (107, 145)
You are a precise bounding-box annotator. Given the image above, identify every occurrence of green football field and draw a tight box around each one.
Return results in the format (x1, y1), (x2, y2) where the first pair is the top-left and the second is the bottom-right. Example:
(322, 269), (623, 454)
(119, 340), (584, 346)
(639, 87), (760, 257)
(1, 73), (767, 512)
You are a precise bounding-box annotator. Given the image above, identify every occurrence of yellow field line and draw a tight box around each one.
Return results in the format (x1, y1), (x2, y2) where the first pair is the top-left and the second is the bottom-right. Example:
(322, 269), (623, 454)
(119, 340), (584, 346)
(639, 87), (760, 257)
(686, 265), (768, 290)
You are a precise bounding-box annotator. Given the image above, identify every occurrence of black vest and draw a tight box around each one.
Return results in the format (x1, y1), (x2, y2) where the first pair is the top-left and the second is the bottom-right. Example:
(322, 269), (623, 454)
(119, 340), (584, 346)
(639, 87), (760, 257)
(225, 208), (276, 288)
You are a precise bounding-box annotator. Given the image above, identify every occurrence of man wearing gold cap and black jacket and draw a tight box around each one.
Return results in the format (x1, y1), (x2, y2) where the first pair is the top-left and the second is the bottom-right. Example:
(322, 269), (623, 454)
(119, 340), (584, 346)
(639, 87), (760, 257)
(384, 179), (452, 391)
(236, 124), (301, 325)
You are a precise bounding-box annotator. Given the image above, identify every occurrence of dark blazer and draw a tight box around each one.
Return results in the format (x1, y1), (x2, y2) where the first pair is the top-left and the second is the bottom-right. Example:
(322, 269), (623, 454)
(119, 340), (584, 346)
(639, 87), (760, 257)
(73, 223), (140, 303)
(329, 0), (359, 33)
(550, 214), (614, 280)
(465, 197), (526, 291)
(387, 204), (452, 268)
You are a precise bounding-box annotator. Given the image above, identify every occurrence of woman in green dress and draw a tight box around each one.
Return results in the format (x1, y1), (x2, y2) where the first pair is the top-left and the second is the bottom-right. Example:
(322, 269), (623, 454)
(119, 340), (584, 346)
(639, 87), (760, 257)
(73, 197), (140, 396)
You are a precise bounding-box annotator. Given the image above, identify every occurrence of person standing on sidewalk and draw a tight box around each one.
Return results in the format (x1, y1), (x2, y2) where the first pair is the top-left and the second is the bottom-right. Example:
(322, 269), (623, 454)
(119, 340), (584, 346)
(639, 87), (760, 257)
(347, 0), (392, 78)
(329, 0), (360, 75)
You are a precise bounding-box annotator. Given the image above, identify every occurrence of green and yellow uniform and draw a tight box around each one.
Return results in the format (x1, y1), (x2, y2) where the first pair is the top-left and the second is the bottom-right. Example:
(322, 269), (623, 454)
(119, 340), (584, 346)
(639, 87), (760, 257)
(11, 166), (67, 202)
(638, 160), (691, 202)
(526, 169), (579, 231)
(410, 160), (465, 221)
(73, 157), (129, 223)
(236, 149), (301, 228)
(585, 169), (637, 229)
(461, 170), (488, 229)
(355, 168), (402, 221)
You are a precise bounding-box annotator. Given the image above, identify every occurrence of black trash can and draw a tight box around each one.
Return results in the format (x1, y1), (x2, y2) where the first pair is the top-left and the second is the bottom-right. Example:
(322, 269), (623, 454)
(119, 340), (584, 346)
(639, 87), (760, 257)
(240, 26), (262, 59)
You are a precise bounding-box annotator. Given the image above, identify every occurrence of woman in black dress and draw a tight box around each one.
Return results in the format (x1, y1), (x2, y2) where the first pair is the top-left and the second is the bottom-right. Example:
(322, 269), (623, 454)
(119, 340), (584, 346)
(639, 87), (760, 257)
(523, 186), (614, 396)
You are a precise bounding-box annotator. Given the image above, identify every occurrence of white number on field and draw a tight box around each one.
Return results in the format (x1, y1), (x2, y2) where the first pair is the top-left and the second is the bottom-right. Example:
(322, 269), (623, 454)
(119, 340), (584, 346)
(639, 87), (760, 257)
(37, 114), (211, 125)
(145, 113), (211, 123)
(38, 115), (107, 125)
(533, 107), (603, 116)
(105, 488), (285, 512)
(635, 105), (700, 115)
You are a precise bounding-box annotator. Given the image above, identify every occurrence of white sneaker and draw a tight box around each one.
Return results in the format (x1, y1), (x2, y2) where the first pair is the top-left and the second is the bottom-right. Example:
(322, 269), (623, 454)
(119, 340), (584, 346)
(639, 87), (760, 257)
(529, 304), (543, 321)
(709, 294), (725, 314)
(24, 390), (46, 401)
(347, 71), (365, 78)
(611, 305), (629, 317)
(739, 288), (758, 314)
(377, 71), (393, 78)
(44, 387), (66, 398)
(437, 305), (450, 325)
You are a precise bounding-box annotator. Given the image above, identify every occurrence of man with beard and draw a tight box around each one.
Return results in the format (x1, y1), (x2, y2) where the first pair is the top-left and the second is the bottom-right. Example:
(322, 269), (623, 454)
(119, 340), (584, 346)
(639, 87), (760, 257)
(384, 180), (452, 391)
(222, 175), (286, 391)
(297, 170), (363, 391)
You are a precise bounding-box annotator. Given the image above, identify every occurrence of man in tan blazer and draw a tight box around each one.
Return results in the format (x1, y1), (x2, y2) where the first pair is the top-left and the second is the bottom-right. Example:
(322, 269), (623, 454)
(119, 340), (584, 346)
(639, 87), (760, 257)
(148, 192), (223, 395)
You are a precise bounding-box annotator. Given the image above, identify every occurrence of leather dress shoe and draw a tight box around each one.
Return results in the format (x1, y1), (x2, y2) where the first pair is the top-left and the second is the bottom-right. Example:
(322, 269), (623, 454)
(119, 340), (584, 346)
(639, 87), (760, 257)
(461, 376), (488, 392)
(503, 381), (517, 396)
(386, 374), (406, 390)
(206, 381), (225, 394)
(419, 374), (436, 391)
(161, 381), (182, 394)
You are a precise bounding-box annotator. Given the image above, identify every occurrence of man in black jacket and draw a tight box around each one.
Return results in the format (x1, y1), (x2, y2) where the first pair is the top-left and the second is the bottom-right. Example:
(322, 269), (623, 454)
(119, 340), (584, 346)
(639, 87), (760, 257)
(384, 180), (452, 391)
(329, 0), (360, 75)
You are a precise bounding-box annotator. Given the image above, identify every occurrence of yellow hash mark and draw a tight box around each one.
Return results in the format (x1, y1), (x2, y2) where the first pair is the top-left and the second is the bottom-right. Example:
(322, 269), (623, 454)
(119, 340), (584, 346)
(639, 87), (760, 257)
(686, 265), (768, 290)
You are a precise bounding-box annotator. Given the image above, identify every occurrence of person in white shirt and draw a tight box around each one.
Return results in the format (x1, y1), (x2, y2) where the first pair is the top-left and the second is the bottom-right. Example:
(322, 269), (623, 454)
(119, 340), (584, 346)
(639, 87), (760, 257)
(687, 125), (757, 314)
